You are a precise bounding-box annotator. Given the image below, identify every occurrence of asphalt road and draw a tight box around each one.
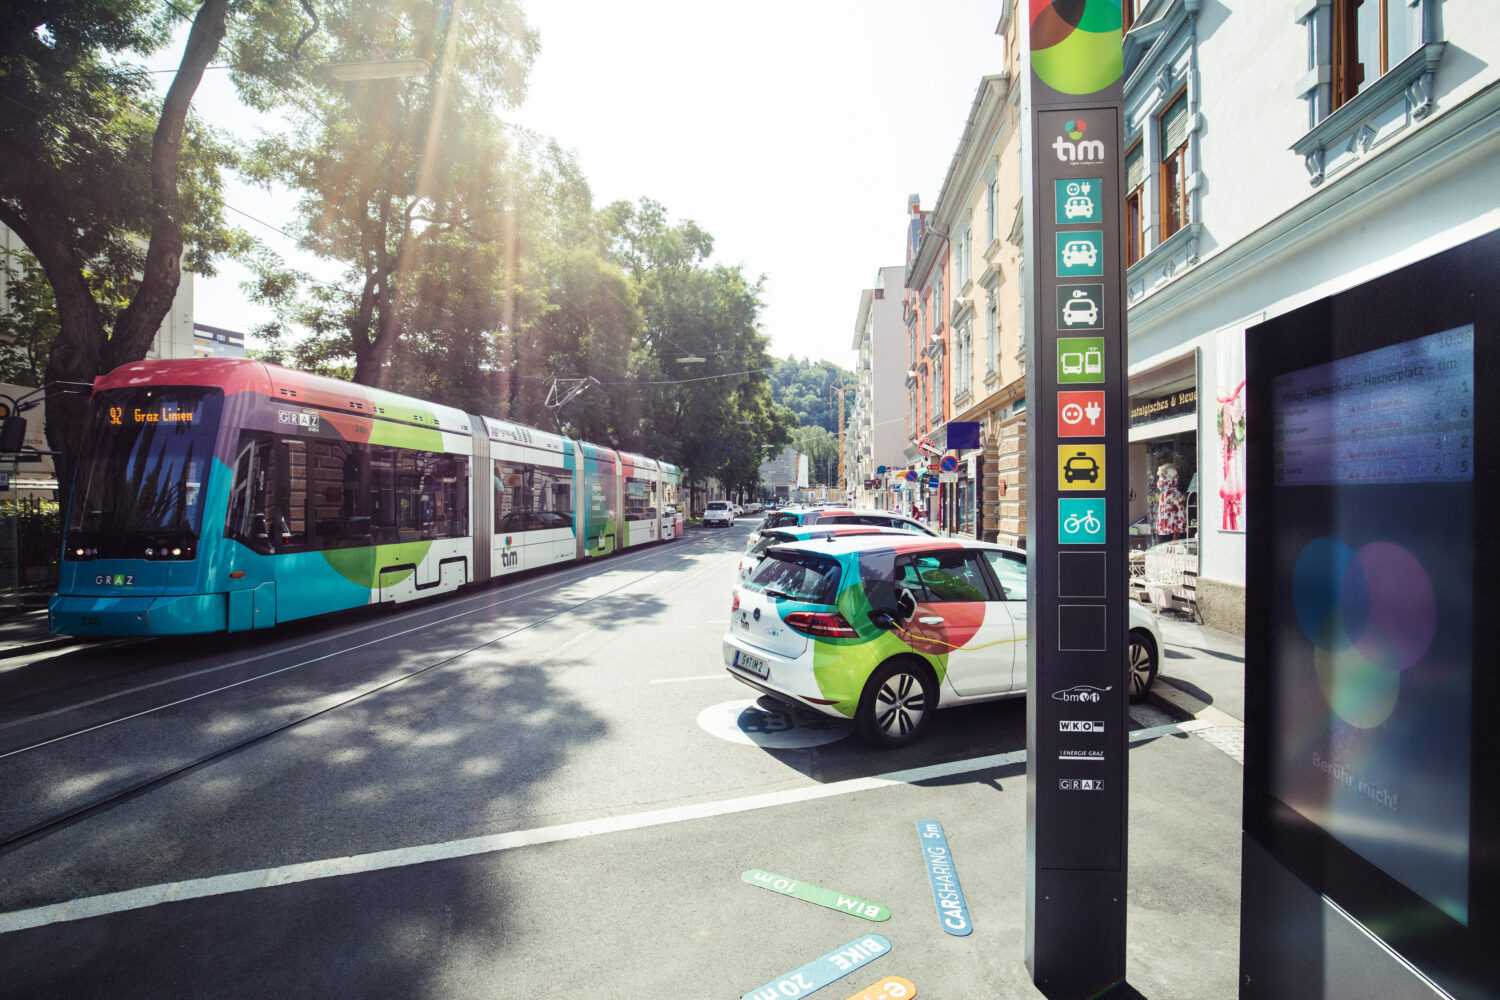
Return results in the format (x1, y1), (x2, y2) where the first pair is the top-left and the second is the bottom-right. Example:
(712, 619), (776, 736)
(0, 521), (1246, 999)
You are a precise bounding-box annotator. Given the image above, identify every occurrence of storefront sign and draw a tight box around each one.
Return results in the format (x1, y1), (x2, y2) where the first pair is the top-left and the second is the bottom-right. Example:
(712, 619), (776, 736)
(1128, 388), (1197, 427)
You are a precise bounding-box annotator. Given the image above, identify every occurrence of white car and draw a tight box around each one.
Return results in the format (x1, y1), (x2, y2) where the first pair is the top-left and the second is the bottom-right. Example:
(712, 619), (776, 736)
(1061, 239), (1098, 268)
(703, 500), (736, 527)
(1062, 295), (1099, 326)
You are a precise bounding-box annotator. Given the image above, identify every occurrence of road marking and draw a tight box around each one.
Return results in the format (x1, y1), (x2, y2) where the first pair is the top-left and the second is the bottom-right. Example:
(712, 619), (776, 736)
(0, 719), (1211, 935)
(648, 674), (732, 684)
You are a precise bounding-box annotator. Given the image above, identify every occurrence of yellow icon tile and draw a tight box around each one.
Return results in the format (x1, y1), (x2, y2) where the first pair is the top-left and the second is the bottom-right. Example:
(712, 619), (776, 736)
(1058, 444), (1105, 491)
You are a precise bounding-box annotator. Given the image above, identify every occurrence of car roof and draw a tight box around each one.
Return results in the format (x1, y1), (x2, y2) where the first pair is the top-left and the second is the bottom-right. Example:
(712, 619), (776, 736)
(767, 533), (1026, 560)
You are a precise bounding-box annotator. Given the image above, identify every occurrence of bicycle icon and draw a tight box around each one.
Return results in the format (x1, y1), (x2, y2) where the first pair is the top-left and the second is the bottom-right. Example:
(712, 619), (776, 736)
(1064, 509), (1101, 535)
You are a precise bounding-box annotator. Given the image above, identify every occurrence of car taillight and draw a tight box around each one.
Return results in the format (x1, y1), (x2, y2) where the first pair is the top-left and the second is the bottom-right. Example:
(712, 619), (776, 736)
(784, 610), (858, 639)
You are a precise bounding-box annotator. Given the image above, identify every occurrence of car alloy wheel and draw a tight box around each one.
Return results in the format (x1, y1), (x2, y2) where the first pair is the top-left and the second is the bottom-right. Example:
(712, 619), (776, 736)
(857, 658), (936, 748)
(1128, 629), (1158, 703)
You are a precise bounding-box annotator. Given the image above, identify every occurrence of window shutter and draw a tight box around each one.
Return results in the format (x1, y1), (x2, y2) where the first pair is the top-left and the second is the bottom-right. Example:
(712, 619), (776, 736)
(1126, 143), (1145, 191)
(1160, 95), (1190, 156)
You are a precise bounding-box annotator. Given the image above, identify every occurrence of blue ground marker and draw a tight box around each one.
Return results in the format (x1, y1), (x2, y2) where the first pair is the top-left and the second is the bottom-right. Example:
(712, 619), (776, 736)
(742, 935), (892, 1000)
(916, 820), (972, 936)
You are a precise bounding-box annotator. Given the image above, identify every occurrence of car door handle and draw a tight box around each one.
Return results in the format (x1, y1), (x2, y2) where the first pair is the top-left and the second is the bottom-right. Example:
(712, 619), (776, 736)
(918, 615), (945, 625)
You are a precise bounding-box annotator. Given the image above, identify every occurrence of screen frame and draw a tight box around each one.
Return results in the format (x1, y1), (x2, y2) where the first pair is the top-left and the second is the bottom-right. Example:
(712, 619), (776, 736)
(1244, 228), (1500, 999)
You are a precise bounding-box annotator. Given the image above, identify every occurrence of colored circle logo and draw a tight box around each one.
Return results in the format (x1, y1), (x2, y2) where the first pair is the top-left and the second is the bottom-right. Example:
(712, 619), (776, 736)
(1292, 539), (1436, 729)
(1030, 0), (1124, 96)
(1065, 119), (1086, 139)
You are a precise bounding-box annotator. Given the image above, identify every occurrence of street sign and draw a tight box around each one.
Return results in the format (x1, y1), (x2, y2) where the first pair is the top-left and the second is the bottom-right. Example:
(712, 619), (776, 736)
(939, 455), (959, 473)
(1022, 3), (1129, 997)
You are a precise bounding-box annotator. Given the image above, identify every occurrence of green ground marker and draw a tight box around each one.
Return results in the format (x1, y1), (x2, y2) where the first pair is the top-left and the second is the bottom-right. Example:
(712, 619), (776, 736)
(741, 869), (891, 921)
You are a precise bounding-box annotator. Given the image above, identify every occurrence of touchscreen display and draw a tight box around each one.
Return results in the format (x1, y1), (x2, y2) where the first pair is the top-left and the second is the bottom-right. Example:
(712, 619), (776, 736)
(1269, 325), (1473, 925)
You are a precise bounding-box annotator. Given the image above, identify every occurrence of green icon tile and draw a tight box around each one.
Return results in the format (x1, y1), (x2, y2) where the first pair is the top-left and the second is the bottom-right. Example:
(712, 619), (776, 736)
(1055, 178), (1104, 225)
(1057, 337), (1105, 384)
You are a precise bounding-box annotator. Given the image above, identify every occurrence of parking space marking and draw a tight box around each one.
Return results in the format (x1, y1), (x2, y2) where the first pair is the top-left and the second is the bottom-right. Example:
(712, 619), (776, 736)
(0, 718), (1212, 935)
(648, 674), (732, 684)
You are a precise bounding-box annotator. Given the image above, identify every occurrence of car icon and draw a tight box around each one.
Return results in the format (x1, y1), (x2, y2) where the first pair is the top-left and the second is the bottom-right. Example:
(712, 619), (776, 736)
(1064, 195), (1094, 219)
(1061, 240), (1098, 268)
(1063, 452), (1100, 484)
(1062, 295), (1099, 327)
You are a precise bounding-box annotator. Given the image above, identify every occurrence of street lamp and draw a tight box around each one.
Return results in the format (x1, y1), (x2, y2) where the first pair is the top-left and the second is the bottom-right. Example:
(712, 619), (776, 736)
(676, 355), (706, 364)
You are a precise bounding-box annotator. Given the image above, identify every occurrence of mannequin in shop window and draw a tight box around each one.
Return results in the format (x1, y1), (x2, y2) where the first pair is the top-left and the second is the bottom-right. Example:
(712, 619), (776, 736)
(1155, 454), (1187, 542)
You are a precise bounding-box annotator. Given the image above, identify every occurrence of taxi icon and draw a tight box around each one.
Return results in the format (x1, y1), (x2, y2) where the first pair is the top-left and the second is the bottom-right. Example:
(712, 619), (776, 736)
(1063, 451), (1100, 484)
(1062, 294), (1099, 327)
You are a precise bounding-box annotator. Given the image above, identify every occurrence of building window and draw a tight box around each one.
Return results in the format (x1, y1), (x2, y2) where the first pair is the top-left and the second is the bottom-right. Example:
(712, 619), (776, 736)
(931, 357), (943, 423)
(1332, 0), (1417, 111)
(1125, 140), (1145, 267)
(1158, 90), (1190, 242)
(985, 171), (998, 245)
(934, 271), (944, 329)
(985, 296), (999, 376)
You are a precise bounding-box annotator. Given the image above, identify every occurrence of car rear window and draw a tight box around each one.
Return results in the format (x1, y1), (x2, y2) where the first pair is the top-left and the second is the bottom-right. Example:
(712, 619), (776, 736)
(747, 550), (842, 604)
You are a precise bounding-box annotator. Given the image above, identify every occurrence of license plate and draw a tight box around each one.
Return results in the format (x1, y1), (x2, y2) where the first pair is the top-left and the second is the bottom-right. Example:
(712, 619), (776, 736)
(734, 650), (769, 679)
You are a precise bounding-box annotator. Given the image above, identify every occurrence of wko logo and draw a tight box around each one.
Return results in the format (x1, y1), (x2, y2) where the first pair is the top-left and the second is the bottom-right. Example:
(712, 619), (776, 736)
(1054, 119), (1105, 163)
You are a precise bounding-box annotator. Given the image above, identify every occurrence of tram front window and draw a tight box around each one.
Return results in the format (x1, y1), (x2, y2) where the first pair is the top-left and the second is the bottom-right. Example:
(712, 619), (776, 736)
(65, 387), (223, 560)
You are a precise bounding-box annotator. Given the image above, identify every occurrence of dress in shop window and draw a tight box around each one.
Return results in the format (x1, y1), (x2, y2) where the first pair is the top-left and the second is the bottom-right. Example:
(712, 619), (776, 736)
(1155, 462), (1187, 538)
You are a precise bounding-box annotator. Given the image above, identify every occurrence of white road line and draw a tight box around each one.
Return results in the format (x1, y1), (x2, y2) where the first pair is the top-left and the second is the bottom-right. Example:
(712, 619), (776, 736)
(648, 674), (732, 684)
(0, 718), (1211, 935)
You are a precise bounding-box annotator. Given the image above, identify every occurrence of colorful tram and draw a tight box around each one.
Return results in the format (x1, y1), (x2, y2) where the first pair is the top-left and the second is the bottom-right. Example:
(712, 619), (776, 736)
(49, 359), (686, 637)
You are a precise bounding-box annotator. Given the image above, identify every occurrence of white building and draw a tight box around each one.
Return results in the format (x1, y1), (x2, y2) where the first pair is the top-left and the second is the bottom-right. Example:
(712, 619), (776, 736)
(848, 265), (909, 510)
(1120, 0), (1500, 633)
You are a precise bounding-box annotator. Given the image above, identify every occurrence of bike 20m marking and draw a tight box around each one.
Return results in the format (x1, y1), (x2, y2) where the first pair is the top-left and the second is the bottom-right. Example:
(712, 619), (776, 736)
(742, 935), (892, 1000)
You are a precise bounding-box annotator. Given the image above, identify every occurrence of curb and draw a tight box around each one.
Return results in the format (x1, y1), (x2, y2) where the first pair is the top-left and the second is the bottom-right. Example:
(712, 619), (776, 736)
(1146, 678), (1242, 729)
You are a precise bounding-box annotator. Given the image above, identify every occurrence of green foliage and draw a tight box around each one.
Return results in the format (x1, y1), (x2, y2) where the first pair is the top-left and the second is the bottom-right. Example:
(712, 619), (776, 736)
(0, 249), (60, 387)
(234, 0), (540, 387)
(0, 497), (63, 572)
(770, 356), (856, 433)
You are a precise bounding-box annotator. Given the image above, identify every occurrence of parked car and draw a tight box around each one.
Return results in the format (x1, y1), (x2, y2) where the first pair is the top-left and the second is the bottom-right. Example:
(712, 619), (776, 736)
(723, 534), (1161, 747)
(748, 507), (937, 549)
(736, 523), (904, 581)
(703, 500), (736, 527)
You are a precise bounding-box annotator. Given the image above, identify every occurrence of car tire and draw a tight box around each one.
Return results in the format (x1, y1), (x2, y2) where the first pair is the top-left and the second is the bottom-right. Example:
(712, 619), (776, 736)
(856, 658), (937, 748)
(1128, 629), (1159, 703)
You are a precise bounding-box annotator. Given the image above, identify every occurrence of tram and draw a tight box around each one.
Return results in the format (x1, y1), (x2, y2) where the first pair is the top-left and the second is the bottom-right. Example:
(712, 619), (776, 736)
(49, 358), (686, 637)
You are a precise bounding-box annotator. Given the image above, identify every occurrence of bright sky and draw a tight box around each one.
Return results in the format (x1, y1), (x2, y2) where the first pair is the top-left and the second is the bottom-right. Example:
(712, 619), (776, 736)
(190, 0), (1008, 370)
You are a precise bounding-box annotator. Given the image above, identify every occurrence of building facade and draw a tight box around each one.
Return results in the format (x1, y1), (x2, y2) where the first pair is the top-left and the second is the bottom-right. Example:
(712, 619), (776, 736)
(1120, 0), (1500, 633)
(903, 4), (1028, 545)
(847, 265), (909, 510)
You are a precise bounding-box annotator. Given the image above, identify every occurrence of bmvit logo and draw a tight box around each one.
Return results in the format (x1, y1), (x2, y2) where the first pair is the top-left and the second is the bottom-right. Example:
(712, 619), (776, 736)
(1053, 119), (1105, 162)
(1052, 684), (1112, 703)
(1060, 720), (1105, 732)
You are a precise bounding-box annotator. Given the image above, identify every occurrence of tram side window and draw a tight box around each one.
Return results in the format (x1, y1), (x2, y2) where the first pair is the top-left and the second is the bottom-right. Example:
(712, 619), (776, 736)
(625, 474), (654, 522)
(495, 459), (574, 532)
(228, 434), (468, 553)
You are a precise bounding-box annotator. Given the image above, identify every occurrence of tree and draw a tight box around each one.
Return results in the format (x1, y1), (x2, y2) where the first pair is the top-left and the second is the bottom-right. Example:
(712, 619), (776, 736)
(600, 200), (788, 496)
(770, 355), (856, 432)
(238, 0), (539, 389)
(0, 0), (250, 507)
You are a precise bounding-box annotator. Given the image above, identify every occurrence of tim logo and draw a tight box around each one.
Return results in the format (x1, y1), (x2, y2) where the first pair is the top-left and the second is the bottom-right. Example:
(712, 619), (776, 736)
(1053, 118), (1105, 162)
(500, 536), (520, 568)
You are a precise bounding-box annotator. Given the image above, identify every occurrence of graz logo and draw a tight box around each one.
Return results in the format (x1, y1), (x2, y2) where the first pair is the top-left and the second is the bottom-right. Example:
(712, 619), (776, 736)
(277, 409), (320, 433)
(1053, 118), (1105, 163)
(1052, 684), (1111, 703)
(1059, 720), (1105, 732)
(95, 574), (135, 586)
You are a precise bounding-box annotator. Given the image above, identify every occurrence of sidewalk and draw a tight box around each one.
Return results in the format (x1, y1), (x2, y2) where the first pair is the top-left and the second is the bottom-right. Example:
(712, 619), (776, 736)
(0, 601), (74, 658)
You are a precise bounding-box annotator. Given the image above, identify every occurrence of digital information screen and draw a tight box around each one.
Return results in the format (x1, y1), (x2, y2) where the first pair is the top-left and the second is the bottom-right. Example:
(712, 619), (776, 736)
(1268, 325), (1473, 926)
